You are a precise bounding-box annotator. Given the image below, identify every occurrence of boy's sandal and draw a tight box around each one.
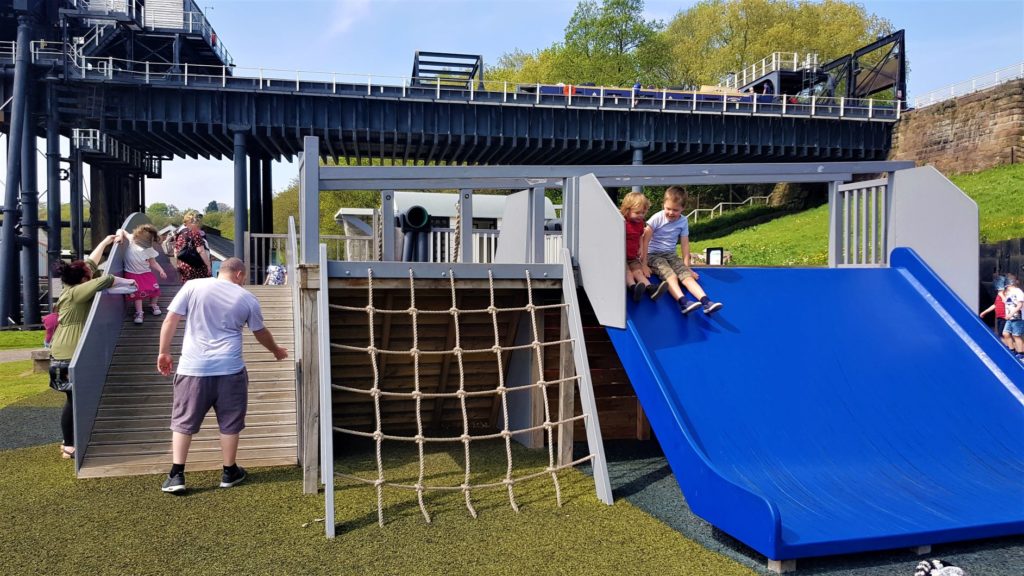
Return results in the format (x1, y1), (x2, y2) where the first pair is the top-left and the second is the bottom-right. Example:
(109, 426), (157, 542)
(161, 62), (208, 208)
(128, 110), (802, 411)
(60, 445), (75, 459)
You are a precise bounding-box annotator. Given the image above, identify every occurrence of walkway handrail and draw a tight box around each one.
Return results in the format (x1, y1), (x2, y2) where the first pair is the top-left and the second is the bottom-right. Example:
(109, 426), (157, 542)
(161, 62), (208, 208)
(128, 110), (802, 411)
(287, 217), (300, 364)
(687, 195), (771, 222)
(914, 62), (1024, 109)
(69, 211), (151, 471)
(1, 39), (903, 122)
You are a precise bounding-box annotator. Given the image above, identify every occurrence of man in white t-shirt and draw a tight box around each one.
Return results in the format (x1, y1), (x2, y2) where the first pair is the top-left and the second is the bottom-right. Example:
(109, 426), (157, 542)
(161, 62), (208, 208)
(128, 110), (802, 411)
(156, 257), (288, 494)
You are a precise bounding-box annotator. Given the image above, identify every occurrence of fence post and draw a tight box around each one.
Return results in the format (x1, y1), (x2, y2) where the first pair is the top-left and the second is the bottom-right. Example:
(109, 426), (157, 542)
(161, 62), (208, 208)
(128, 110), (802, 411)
(183, 62), (188, 85)
(868, 99), (873, 118)
(221, 65), (226, 87)
(459, 189), (473, 263)
(827, 181), (841, 267)
(536, 83), (540, 104)
(503, 81), (507, 103)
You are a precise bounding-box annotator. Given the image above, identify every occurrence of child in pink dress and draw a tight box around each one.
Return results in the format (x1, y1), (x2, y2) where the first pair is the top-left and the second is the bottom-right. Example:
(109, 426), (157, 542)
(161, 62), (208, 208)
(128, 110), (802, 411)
(123, 225), (168, 324)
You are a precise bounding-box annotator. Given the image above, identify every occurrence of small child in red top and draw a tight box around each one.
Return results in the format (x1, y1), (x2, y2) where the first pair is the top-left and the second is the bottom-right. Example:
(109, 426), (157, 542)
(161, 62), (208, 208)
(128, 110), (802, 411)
(620, 192), (667, 303)
(980, 275), (1012, 350)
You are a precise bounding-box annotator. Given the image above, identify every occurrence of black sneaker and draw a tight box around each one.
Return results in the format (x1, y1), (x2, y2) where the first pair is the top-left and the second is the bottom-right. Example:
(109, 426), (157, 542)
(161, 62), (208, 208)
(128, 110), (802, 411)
(703, 301), (723, 315)
(161, 473), (186, 494)
(631, 283), (645, 303)
(649, 282), (669, 301)
(679, 300), (701, 315)
(220, 466), (247, 488)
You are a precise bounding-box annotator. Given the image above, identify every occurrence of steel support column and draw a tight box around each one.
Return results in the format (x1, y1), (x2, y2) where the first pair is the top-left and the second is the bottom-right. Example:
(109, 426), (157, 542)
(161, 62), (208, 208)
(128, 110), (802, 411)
(70, 149), (84, 260)
(0, 15), (33, 326)
(46, 90), (61, 310)
(233, 132), (247, 259)
(249, 154), (262, 234)
(20, 82), (40, 325)
(261, 158), (273, 233)
(631, 147), (644, 193)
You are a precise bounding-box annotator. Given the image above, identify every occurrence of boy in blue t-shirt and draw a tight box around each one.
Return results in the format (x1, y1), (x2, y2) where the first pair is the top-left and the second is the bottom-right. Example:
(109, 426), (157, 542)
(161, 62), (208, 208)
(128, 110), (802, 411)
(646, 186), (723, 315)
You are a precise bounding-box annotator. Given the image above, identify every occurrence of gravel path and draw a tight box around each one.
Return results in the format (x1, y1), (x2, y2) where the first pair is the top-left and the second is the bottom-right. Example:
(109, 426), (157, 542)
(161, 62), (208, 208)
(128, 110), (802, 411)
(0, 349), (37, 362)
(580, 440), (1024, 576)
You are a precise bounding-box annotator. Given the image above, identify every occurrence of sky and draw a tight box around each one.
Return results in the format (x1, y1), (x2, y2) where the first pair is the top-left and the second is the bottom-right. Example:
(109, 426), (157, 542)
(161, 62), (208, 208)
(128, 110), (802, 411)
(7, 0), (1024, 212)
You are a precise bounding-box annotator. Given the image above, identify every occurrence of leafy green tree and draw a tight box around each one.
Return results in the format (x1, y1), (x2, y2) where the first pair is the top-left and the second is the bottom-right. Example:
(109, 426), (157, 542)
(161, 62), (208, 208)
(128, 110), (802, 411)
(205, 200), (220, 213)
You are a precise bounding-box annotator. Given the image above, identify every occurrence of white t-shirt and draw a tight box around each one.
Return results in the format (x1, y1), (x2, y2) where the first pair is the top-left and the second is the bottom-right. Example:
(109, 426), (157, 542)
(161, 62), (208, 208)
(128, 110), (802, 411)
(1004, 286), (1024, 320)
(647, 210), (690, 254)
(124, 243), (159, 274)
(168, 277), (266, 376)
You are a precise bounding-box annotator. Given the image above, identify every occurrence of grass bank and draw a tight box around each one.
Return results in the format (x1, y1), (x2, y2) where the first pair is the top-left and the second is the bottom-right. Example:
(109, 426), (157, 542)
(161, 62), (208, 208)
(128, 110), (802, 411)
(0, 330), (44, 350)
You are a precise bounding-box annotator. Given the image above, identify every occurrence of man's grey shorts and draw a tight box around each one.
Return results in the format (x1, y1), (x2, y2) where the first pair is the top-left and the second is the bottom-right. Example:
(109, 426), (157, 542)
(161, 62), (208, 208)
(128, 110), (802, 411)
(170, 369), (248, 435)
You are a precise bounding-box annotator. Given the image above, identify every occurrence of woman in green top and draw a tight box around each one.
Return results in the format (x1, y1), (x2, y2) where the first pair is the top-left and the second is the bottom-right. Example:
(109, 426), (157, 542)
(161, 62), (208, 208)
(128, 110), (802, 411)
(51, 233), (137, 459)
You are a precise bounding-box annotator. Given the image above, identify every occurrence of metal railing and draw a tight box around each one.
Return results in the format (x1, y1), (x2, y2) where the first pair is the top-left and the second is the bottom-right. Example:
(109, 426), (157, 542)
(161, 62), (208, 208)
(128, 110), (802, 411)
(245, 232), (373, 282)
(722, 52), (818, 90)
(71, 128), (162, 175)
(829, 178), (890, 267)
(687, 195), (771, 222)
(0, 42), (897, 122)
(914, 62), (1024, 109)
(180, 5), (233, 67)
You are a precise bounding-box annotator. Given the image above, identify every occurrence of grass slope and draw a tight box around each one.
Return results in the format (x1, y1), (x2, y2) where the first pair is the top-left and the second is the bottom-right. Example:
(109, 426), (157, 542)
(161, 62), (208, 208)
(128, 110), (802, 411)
(0, 429), (754, 576)
(0, 330), (44, 350)
(692, 164), (1024, 266)
(949, 164), (1024, 243)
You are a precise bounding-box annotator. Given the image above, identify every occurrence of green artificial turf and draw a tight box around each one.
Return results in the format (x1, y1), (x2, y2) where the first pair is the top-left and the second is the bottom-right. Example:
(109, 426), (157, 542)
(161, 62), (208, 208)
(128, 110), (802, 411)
(0, 435), (754, 576)
(0, 360), (55, 408)
(0, 330), (44, 350)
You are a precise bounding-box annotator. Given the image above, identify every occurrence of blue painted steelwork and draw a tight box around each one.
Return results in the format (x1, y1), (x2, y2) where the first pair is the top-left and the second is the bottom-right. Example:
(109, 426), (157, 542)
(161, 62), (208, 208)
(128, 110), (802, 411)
(605, 248), (1024, 560)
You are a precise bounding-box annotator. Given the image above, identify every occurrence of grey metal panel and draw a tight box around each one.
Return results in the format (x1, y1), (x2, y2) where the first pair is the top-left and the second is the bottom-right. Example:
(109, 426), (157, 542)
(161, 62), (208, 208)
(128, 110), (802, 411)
(299, 137), (319, 264)
(458, 190), (473, 263)
(381, 190), (395, 262)
(827, 181), (840, 268)
(326, 261), (562, 280)
(577, 174), (625, 329)
(888, 166), (980, 309)
(494, 189), (531, 264)
(506, 311), (538, 446)
(287, 216), (301, 362)
(319, 173), (855, 190)
(561, 248), (613, 504)
(70, 211), (150, 472)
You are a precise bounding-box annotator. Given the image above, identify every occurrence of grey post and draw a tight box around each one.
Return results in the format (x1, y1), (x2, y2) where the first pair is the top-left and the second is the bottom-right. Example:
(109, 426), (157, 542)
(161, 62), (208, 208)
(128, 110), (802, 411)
(827, 180), (842, 267)
(380, 189), (395, 261)
(318, 243), (336, 537)
(529, 187), (545, 263)
(46, 88), (61, 310)
(261, 158), (273, 233)
(233, 131), (247, 258)
(631, 147), (644, 193)
(70, 148), (84, 260)
(299, 136), (319, 264)
(20, 79), (40, 325)
(249, 154), (262, 234)
(458, 188), (473, 263)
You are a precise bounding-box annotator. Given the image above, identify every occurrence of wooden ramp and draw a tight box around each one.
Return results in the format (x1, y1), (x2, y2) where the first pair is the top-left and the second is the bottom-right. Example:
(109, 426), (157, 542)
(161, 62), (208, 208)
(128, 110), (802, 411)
(78, 284), (298, 479)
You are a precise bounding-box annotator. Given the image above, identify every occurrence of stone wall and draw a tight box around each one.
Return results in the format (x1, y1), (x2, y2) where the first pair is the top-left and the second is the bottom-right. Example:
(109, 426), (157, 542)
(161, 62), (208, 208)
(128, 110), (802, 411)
(890, 79), (1024, 174)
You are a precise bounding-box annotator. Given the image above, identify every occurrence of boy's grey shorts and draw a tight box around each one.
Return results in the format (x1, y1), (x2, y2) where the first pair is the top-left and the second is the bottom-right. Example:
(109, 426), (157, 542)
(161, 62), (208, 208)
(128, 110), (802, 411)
(170, 369), (249, 435)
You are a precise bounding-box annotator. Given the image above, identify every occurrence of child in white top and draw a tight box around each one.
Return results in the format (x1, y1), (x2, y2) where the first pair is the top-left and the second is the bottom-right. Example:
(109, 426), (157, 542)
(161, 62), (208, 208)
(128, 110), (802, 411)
(122, 224), (168, 324)
(1001, 273), (1024, 361)
(646, 186), (722, 315)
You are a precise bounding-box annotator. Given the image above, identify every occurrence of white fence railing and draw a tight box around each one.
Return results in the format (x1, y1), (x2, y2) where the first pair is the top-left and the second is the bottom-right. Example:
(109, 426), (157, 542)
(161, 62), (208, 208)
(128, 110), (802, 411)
(914, 62), (1024, 109)
(688, 195), (771, 222)
(722, 52), (819, 90)
(830, 178), (889, 267)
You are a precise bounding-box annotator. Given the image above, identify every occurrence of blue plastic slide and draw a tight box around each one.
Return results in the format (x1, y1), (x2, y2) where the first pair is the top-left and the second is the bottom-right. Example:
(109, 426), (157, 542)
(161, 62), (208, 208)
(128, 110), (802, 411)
(605, 248), (1024, 560)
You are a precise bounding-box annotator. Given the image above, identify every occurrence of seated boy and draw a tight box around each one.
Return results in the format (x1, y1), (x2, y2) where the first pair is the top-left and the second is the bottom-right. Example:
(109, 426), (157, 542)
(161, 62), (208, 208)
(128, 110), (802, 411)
(646, 186), (723, 315)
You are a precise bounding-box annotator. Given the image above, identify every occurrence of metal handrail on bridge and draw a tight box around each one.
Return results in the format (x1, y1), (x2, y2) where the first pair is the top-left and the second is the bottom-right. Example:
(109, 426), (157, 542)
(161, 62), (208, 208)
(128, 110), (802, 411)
(721, 52), (818, 90)
(913, 62), (1024, 109)
(687, 195), (772, 222)
(1, 39), (901, 122)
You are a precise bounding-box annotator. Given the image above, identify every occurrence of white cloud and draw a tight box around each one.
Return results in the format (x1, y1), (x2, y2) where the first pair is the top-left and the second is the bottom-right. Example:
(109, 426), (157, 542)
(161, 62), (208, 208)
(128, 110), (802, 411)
(326, 0), (373, 38)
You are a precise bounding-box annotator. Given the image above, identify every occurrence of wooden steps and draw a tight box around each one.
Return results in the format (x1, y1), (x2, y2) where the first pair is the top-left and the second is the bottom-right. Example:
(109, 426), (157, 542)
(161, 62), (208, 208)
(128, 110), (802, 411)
(79, 284), (298, 478)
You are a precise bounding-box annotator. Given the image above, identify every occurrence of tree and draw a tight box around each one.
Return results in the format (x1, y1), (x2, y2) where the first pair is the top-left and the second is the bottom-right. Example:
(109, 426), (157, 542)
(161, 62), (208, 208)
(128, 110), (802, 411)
(205, 200), (220, 213)
(663, 0), (894, 88)
(145, 202), (181, 228)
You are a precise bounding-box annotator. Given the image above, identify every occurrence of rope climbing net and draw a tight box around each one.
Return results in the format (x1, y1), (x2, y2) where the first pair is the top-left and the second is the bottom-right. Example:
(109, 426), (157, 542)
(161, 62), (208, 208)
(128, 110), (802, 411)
(327, 268), (595, 526)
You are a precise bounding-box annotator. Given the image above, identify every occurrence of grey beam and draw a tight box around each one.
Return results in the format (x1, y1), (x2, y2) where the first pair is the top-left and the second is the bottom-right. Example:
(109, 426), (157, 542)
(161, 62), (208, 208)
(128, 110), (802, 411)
(299, 136), (319, 264)
(326, 261), (563, 280)
(233, 132), (247, 259)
